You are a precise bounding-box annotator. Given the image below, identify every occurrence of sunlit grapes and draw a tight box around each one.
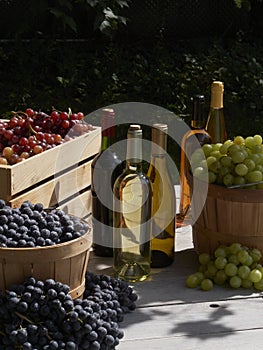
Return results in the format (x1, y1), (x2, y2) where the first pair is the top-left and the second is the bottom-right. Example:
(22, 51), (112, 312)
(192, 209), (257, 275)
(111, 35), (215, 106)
(191, 134), (263, 188)
(185, 243), (263, 292)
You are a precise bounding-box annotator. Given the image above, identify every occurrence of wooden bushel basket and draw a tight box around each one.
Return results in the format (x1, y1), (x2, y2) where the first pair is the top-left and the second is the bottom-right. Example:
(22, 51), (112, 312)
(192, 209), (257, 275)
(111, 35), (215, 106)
(0, 229), (92, 299)
(192, 181), (263, 255)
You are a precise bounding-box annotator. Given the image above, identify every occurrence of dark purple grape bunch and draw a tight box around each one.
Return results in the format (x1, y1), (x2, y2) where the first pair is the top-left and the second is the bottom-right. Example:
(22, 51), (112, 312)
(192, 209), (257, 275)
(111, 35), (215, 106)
(0, 200), (89, 248)
(0, 273), (138, 349)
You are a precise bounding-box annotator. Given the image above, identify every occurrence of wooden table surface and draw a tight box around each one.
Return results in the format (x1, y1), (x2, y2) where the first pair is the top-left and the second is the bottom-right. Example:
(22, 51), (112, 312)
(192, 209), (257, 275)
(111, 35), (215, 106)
(88, 186), (263, 349)
(89, 224), (263, 350)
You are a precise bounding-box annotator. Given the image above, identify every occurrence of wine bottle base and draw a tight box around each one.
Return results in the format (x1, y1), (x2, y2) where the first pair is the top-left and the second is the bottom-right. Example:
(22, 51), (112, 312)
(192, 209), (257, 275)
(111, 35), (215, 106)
(114, 262), (150, 282)
(93, 244), (113, 257)
(151, 250), (174, 268)
(176, 213), (192, 228)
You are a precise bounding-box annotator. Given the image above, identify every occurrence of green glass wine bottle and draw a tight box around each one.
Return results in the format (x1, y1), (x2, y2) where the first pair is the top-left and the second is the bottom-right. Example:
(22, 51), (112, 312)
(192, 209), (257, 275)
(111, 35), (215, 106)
(91, 108), (124, 257)
(205, 81), (227, 144)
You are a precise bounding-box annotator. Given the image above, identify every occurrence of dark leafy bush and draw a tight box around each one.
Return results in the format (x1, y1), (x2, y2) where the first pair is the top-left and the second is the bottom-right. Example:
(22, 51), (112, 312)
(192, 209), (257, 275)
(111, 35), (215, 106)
(0, 0), (130, 39)
(0, 33), (262, 137)
(0, 32), (262, 180)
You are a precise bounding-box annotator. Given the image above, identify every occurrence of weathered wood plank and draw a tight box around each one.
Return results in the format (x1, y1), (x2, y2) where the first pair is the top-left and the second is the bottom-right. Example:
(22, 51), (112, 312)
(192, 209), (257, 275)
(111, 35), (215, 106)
(8, 159), (93, 208)
(120, 297), (263, 340)
(118, 328), (263, 350)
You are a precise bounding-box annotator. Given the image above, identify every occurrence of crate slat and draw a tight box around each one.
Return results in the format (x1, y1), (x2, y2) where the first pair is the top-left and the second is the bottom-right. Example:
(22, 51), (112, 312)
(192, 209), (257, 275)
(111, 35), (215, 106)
(0, 127), (101, 199)
(8, 159), (93, 209)
(59, 189), (92, 218)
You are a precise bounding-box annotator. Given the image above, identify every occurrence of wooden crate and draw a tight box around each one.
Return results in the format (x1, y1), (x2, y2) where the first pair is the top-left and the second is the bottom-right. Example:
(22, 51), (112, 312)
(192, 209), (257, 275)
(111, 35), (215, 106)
(0, 127), (101, 218)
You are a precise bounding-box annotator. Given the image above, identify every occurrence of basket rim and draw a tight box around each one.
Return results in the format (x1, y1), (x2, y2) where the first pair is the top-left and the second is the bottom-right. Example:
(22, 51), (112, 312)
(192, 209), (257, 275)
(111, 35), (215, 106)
(207, 182), (263, 201)
(190, 175), (263, 201)
(0, 221), (92, 253)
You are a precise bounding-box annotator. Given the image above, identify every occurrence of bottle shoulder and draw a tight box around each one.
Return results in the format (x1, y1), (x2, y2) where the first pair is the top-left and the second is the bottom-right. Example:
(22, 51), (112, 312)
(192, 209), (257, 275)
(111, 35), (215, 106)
(182, 129), (211, 147)
(206, 107), (225, 120)
(92, 149), (122, 168)
(114, 168), (151, 188)
(183, 128), (210, 139)
(148, 159), (173, 180)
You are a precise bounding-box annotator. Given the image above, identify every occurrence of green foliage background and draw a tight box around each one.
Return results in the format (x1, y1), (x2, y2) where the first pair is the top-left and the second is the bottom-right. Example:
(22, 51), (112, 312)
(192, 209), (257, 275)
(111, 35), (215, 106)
(0, 0), (262, 180)
(0, 34), (262, 139)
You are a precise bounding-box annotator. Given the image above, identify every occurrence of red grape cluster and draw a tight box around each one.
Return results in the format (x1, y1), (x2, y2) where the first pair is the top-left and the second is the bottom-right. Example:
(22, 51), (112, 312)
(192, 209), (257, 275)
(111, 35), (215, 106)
(0, 108), (94, 165)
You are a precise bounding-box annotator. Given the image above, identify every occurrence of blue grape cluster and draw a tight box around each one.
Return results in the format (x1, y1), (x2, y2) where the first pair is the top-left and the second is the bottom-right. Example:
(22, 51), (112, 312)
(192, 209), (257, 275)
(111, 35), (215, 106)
(0, 200), (88, 247)
(0, 272), (138, 349)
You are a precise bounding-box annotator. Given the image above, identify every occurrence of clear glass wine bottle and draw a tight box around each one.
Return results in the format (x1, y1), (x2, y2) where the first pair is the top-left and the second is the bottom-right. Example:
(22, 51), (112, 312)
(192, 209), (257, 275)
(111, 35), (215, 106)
(113, 124), (152, 282)
(177, 95), (211, 227)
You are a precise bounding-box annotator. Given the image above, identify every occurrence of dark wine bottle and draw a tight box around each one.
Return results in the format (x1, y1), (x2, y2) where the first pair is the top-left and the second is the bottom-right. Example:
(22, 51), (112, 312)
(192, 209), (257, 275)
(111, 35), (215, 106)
(177, 95), (211, 226)
(91, 108), (124, 257)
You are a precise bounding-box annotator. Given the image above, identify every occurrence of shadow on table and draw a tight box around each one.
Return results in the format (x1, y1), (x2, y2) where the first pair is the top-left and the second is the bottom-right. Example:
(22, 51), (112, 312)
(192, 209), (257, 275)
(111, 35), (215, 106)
(121, 300), (237, 341)
(169, 303), (235, 340)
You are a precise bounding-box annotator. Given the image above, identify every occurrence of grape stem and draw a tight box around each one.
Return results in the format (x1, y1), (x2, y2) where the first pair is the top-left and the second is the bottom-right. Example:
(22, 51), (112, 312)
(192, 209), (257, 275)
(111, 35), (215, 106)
(11, 111), (28, 117)
(29, 123), (38, 135)
(15, 311), (34, 324)
(15, 312), (52, 340)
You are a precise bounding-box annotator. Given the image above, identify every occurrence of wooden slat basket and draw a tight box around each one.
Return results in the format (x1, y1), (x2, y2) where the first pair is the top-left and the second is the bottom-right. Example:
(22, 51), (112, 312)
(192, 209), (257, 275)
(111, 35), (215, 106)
(192, 181), (263, 256)
(0, 227), (92, 299)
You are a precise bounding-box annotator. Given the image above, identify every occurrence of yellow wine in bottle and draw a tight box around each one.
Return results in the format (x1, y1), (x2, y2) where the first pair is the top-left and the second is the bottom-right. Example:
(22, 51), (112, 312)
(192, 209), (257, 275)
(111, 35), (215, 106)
(113, 125), (152, 282)
(147, 123), (176, 267)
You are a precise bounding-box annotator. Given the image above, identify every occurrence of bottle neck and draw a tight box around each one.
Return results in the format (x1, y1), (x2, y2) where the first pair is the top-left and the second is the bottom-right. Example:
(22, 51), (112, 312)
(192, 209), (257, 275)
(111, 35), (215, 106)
(210, 92), (223, 109)
(191, 95), (206, 129)
(101, 109), (115, 151)
(191, 120), (205, 129)
(210, 81), (224, 109)
(101, 134), (114, 151)
(151, 124), (167, 156)
(126, 126), (142, 171)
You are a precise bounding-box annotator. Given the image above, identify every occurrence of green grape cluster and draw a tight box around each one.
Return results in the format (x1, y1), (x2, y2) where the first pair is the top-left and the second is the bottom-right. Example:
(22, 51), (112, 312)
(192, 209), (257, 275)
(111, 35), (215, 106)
(191, 134), (263, 188)
(186, 243), (263, 291)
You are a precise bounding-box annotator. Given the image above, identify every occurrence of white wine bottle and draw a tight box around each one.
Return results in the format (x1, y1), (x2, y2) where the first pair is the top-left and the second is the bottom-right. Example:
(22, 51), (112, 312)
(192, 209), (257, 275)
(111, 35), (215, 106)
(177, 95), (211, 226)
(113, 124), (152, 282)
(205, 81), (227, 143)
(147, 123), (176, 267)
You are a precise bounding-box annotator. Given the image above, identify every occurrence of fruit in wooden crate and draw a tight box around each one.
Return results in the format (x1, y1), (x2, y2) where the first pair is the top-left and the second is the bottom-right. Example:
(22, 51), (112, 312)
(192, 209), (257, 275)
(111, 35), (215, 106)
(0, 108), (94, 165)
(190, 134), (263, 188)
